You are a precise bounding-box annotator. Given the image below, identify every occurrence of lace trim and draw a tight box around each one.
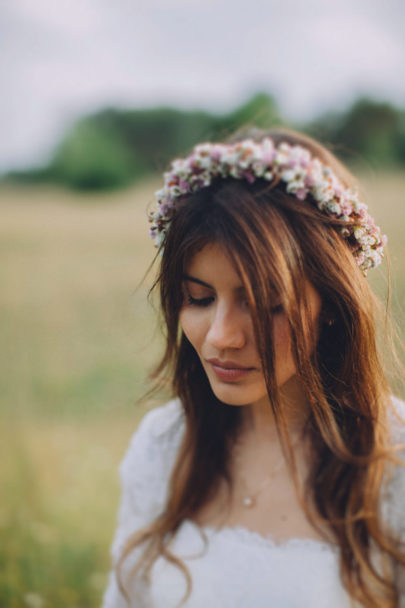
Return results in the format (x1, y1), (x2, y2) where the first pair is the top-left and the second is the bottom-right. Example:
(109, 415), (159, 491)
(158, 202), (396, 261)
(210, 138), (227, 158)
(184, 519), (339, 554)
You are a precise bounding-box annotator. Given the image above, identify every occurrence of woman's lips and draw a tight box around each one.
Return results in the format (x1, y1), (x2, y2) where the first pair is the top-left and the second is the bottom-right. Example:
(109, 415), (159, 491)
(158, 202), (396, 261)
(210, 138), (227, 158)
(206, 359), (256, 381)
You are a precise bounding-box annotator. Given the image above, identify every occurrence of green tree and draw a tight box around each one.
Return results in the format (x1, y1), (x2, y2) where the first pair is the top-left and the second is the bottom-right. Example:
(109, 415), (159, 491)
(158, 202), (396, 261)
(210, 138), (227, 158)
(51, 119), (142, 190)
(307, 98), (403, 167)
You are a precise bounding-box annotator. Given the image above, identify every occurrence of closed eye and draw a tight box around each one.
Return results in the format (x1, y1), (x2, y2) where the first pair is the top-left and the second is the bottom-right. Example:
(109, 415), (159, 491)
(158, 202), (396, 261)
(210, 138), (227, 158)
(187, 295), (214, 307)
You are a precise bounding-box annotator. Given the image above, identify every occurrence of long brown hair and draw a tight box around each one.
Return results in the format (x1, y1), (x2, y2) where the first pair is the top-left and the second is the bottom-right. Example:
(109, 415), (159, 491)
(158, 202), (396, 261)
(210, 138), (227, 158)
(118, 127), (405, 607)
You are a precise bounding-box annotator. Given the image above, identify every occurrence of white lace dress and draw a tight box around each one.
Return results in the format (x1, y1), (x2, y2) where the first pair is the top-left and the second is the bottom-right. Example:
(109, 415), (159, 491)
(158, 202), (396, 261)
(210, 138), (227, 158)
(102, 398), (405, 608)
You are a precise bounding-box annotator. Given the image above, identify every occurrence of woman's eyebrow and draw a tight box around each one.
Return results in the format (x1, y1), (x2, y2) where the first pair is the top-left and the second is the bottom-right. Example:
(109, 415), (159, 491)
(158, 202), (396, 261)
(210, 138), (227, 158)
(182, 274), (246, 294)
(182, 274), (213, 289)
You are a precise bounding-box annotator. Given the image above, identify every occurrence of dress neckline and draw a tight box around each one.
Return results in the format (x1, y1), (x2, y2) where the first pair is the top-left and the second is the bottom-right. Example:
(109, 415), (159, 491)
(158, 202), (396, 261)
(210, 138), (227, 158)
(183, 518), (339, 553)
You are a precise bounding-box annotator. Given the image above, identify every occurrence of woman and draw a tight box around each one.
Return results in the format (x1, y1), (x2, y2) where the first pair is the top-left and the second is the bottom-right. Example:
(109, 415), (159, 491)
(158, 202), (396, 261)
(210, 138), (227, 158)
(102, 128), (405, 607)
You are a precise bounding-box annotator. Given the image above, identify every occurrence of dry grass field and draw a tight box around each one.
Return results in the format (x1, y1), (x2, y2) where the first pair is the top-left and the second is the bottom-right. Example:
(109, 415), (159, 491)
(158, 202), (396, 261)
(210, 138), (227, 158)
(0, 172), (404, 607)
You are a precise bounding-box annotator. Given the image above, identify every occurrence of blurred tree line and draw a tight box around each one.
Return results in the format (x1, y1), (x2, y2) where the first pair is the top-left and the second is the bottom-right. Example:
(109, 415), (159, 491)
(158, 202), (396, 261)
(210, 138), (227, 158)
(6, 93), (405, 191)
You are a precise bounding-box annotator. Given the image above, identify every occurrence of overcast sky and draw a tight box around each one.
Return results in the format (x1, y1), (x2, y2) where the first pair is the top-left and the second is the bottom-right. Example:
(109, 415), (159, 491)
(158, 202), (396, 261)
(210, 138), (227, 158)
(1, 0), (405, 171)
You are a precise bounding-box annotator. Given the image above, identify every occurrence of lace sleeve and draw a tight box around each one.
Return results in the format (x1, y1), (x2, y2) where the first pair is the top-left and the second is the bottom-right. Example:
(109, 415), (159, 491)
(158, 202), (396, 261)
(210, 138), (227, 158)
(101, 399), (184, 608)
(386, 397), (405, 606)
(391, 453), (405, 607)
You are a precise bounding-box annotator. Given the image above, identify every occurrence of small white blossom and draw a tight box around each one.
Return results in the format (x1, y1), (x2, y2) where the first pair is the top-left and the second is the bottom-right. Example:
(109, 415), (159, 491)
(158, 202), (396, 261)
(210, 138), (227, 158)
(312, 182), (335, 203)
(195, 155), (212, 170)
(168, 185), (183, 197)
(274, 143), (291, 166)
(252, 160), (267, 176)
(286, 180), (306, 194)
(281, 167), (307, 183)
(326, 201), (341, 215)
(352, 200), (368, 214)
(194, 143), (213, 156)
(353, 226), (366, 241)
(171, 159), (188, 175)
(221, 150), (239, 165)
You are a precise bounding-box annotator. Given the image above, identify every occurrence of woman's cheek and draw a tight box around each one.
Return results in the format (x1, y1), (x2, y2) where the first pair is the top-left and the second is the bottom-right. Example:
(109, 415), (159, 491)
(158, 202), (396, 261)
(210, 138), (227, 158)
(273, 314), (291, 349)
(179, 309), (192, 340)
(272, 315), (297, 386)
(179, 309), (205, 348)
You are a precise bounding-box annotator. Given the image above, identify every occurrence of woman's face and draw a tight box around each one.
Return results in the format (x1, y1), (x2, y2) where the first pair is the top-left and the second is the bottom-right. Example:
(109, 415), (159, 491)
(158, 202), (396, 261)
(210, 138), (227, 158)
(179, 242), (322, 408)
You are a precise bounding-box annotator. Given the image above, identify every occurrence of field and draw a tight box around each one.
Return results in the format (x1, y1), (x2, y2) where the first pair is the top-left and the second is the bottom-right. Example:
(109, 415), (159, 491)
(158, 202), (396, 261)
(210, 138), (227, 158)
(1, 172), (405, 607)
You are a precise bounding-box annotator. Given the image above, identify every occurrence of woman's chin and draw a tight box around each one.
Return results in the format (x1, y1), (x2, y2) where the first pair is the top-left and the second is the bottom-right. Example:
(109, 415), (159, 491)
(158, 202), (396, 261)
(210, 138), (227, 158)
(209, 381), (267, 408)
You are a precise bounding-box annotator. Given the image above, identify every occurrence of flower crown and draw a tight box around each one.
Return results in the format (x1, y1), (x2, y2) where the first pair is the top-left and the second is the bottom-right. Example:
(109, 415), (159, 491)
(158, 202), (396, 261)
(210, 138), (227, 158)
(149, 137), (386, 273)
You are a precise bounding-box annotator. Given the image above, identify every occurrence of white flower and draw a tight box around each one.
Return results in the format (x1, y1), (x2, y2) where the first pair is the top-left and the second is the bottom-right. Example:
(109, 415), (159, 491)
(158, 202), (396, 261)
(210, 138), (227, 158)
(312, 182), (335, 203)
(223, 152), (240, 165)
(281, 167), (306, 183)
(171, 158), (188, 175)
(252, 160), (267, 176)
(362, 234), (378, 246)
(194, 143), (213, 156)
(353, 226), (366, 241)
(274, 143), (291, 166)
(288, 146), (311, 166)
(326, 201), (341, 215)
(237, 158), (251, 170)
(195, 154), (212, 170)
(352, 200), (368, 214)
(168, 185), (184, 197)
(370, 249), (382, 266)
(286, 179), (306, 194)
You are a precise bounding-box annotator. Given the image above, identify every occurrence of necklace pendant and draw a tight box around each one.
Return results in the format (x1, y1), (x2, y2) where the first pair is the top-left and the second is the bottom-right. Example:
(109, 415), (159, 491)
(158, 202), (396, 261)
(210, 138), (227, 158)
(243, 496), (255, 508)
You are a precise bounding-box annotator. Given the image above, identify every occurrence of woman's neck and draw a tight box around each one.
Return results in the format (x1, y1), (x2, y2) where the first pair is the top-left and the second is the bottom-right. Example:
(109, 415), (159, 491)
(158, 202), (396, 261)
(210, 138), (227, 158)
(238, 375), (310, 447)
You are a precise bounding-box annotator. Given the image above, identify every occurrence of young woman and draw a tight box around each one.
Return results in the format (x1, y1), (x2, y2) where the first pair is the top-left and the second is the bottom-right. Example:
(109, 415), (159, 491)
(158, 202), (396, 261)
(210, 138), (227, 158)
(102, 128), (405, 607)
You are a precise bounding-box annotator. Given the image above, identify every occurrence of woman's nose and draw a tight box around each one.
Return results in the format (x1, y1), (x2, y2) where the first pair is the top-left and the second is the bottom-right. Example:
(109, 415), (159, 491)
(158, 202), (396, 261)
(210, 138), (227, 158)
(206, 305), (246, 351)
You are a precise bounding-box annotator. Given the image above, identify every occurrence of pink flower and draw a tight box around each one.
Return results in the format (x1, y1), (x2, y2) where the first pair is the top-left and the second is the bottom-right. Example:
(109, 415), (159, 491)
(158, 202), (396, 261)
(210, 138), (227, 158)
(262, 150), (277, 164)
(242, 171), (256, 184)
(295, 188), (307, 200)
(210, 146), (222, 161)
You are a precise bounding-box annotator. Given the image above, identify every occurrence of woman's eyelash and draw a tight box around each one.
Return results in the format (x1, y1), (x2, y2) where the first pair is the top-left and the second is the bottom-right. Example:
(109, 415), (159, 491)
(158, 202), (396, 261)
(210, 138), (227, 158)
(187, 295), (214, 307)
(186, 295), (282, 312)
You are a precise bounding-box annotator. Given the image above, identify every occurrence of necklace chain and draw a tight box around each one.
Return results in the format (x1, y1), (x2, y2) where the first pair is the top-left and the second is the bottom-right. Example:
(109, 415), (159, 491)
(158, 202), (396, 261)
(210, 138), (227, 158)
(233, 436), (301, 508)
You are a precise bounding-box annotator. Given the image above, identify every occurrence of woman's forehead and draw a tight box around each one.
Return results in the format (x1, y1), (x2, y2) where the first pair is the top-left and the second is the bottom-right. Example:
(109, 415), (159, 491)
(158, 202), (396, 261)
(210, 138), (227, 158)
(183, 242), (321, 306)
(184, 242), (243, 287)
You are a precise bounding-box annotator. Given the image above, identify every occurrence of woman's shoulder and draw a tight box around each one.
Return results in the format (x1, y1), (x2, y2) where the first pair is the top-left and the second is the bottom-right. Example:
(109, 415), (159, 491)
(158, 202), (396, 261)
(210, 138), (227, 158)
(381, 395), (405, 538)
(388, 394), (405, 441)
(121, 398), (185, 472)
(118, 399), (185, 516)
(128, 398), (184, 441)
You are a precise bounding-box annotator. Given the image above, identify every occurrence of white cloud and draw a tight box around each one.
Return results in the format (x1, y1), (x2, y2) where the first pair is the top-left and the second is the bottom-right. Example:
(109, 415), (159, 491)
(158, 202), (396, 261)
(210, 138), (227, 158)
(6, 0), (105, 37)
(1, 0), (405, 170)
